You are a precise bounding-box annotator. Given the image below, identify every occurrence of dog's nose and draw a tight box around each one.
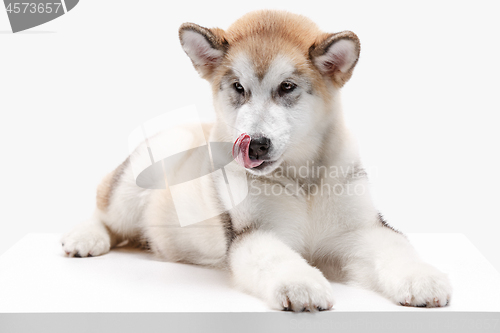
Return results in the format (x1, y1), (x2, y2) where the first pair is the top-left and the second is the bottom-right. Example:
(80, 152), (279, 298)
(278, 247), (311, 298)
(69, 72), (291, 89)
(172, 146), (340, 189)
(249, 137), (271, 160)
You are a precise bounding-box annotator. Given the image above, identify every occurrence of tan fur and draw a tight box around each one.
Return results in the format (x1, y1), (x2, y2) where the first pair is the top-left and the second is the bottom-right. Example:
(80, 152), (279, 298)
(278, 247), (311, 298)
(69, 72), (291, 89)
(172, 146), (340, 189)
(223, 10), (322, 77)
(96, 172), (113, 211)
(209, 10), (352, 102)
(62, 12), (451, 311)
(96, 158), (129, 211)
(180, 10), (359, 98)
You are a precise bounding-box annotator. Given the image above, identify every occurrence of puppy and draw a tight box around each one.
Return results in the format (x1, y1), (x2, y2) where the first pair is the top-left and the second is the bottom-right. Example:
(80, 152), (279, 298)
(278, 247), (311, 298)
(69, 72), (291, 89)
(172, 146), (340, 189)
(62, 10), (452, 312)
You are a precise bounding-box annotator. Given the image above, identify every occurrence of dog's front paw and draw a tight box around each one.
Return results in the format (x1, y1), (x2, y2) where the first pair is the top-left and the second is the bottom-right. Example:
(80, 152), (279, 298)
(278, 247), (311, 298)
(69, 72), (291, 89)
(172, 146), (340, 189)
(267, 265), (334, 312)
(61, 223), (111, 258)
(390, 262), (452, 308)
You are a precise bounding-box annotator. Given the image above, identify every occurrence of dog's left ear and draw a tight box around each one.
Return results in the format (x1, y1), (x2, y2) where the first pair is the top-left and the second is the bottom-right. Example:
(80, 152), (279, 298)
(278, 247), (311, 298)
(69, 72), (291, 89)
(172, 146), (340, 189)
(179, 23), (227, 80)
(310, 31), (360, 87)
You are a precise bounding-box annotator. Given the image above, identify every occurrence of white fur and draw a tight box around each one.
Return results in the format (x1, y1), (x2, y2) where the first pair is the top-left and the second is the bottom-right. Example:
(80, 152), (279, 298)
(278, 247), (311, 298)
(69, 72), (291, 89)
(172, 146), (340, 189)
(62, 23), (452, 312)
(62, 210), (114, 257)
(230, 231), (334, 311)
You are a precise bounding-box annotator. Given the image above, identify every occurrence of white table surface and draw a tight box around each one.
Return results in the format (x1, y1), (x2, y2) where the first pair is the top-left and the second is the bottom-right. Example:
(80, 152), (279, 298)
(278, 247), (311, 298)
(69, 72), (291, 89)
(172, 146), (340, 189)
(0, 233), (499, 313)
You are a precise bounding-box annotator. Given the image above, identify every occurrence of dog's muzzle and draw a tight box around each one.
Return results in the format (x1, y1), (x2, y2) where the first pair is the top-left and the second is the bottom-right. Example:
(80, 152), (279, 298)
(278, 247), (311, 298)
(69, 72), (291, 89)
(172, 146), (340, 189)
(232, 133), (266, 169)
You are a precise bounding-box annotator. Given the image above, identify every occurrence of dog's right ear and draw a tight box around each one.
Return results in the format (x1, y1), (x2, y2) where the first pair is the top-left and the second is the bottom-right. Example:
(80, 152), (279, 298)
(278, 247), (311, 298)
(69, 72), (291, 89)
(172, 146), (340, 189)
(310, 31), (360, 87)
(179, 23), (227, 80)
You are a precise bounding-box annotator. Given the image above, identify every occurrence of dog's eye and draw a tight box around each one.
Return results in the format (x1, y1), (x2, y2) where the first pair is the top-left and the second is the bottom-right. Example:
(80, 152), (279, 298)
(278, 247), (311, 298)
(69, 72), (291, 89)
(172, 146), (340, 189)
(280, 81), (296, 93)
(233, 82), (245, 94)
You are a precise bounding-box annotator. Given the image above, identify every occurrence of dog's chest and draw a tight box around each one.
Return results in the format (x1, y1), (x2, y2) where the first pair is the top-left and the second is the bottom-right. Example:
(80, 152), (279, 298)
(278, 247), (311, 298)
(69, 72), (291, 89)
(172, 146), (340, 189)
(257, 180), (345, 256)
(226, 173), (351, 257)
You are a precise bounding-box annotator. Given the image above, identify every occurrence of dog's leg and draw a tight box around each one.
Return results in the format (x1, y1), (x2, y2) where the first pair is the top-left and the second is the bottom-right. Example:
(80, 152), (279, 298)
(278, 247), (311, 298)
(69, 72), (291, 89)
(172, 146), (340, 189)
(61, 159), (134, 258)
(229, 230), (334, 312)
(61, 208), (118, 257)
(346, 226), (452, 307)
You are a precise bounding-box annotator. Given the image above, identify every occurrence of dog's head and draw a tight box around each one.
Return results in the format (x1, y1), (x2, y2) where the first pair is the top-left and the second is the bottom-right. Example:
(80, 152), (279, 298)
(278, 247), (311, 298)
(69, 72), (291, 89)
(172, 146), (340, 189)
(179, 10), (360, 175)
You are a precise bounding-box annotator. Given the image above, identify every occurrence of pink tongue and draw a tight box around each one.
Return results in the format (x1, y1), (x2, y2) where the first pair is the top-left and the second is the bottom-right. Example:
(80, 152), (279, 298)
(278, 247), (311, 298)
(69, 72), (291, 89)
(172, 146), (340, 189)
(232, 133), (264, 169)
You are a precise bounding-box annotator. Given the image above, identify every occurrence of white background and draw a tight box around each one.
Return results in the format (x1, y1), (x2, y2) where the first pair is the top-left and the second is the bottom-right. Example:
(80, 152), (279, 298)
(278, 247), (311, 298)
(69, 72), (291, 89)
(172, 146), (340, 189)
(1, 0), (499, 272)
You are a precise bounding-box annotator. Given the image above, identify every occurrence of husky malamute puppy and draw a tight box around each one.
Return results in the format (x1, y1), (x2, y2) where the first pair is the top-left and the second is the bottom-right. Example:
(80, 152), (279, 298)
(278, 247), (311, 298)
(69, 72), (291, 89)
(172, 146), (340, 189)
(62, 10), (452, 311)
